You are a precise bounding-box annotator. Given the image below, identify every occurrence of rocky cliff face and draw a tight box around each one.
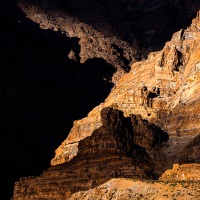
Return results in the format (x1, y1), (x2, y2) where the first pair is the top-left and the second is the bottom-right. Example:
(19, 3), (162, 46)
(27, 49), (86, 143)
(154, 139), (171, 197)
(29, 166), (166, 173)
(17, 0), (140, 84)
(8, 0), (200, 199)
(179, 134), (200, 163)
(12, 107), (169, 199)
(12, 8), (200, 200)
(51, 11), (200, 167)
(17, 0), (200, 83)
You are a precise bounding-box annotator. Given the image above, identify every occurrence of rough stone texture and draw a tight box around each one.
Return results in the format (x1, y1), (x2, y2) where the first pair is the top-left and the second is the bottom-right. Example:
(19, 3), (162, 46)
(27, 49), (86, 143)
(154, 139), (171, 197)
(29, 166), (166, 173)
(159, 163), (200, 181)
(35, 0), (200, 52)
(179, 134), (200, 163)
(12, 107), (169, 199)
(11, 2), (200, 199)
(16, 0), (200, 83)
(51, 11), (200, 166)
(69, 178), (200, 200)
(17, 1), (140, 84)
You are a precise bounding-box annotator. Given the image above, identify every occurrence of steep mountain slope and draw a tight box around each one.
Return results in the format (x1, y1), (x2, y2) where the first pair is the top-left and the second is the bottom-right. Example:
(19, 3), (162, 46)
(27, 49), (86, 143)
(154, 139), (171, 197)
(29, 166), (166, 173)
(12, 8), (200, 200)
(52, 11), (200, 167)
(1, 0), (200, 199)
(16, 0), (200, 82)
(12, 107), (169, 199)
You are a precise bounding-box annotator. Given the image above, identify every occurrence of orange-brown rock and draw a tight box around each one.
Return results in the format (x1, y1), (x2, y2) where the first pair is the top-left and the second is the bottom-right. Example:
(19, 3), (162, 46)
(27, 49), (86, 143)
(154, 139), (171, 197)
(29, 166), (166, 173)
(12, 107), (168, 199)
(159, 163), (200, 181)
(51, 11), (200, 166)
(69, 178), (200, 200)
(11, 2), (200, 200)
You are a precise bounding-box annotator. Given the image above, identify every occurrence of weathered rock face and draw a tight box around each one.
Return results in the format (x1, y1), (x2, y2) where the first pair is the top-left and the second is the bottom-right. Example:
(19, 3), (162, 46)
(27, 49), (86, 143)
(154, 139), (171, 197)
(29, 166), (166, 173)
(159, 163), (200, 181)
(52, 11), (200, 166)
(12, 107), (168, 199)
(17, 1), (140, 83)
(10, 1), (200, 199)
(49, 0), (200, 51)
(179, 134), (200, 163)
(16, 0), (200, 83)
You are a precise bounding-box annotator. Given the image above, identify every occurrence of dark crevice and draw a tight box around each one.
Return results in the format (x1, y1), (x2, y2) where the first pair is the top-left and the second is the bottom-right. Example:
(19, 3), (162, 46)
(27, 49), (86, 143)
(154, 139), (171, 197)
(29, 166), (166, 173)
(111, 44), (131, 72)
(174, 48), (184, 71)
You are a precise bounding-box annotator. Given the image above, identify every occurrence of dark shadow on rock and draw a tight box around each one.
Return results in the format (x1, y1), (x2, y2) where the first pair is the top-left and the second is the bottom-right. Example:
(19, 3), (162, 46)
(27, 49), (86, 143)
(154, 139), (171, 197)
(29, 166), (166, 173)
(179, 134), (200, 164)
(23, 0), (200, 54)
(0, 1), (115, 199)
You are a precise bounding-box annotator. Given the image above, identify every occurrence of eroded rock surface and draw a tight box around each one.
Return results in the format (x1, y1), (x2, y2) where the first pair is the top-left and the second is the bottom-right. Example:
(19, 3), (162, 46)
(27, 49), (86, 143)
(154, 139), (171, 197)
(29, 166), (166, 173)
(160, 163), (200, 181)
(16, 0), (200, 83)
(52, 11), (200, 166)
(12, 107), (168, 199)
(11, 2), (200, 200)
(179, 134), (200, 163)
(17, 1), (140, 83)
(69, 178), (200, 200)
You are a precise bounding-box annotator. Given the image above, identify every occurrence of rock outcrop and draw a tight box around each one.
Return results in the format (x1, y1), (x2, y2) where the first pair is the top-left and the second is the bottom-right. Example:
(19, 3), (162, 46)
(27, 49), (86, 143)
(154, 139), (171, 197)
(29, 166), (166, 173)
(11, 1), (200, 200)
(68, 178), (200, 200)
(12, 107), (168, 199)
(51, 11), (200, 167)
(16, 0), (200, 83)
(17, 1), (140, 83)
(160, 163), (200, 181)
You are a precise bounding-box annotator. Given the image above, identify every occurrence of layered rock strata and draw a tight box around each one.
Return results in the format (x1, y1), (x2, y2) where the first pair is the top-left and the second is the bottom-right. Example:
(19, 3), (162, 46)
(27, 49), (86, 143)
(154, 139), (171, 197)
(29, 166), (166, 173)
(11, 3), (200, 200)
(51, 11), (200, 166)
(12, 107), (168, 199)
